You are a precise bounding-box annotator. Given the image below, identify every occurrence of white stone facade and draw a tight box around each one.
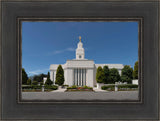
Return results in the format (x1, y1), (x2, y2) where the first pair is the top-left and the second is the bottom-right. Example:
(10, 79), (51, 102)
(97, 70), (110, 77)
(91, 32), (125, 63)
(50, 37), (124, 87)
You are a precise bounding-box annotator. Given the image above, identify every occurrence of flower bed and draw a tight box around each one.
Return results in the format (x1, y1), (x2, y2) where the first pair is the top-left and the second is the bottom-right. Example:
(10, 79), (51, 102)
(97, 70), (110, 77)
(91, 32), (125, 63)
(66, 85), (93, 91)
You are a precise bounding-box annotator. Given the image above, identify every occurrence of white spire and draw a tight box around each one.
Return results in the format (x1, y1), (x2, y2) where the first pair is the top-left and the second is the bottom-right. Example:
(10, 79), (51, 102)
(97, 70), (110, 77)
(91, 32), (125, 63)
(76, 36), (85, 60)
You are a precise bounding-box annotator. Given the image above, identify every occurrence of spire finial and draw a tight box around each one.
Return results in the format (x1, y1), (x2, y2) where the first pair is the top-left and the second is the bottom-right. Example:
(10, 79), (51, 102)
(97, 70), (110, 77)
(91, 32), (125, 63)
(79, 36), (81, 42)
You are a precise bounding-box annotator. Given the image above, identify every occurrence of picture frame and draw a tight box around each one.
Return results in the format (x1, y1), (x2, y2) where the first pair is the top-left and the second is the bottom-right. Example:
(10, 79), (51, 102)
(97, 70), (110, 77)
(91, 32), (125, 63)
(18, 17), (142, 103)
(1, 0), (159, 120)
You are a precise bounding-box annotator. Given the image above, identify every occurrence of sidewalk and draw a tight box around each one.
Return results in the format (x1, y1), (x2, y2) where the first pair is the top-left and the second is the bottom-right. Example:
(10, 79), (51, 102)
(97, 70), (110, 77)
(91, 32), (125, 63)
(51, 88), (66, 92)
(93, 87), (108, 92)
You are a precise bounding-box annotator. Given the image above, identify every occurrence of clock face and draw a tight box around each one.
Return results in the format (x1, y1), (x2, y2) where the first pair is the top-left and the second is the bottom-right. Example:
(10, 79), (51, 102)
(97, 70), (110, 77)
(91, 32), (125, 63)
(79, 55), (81, 58)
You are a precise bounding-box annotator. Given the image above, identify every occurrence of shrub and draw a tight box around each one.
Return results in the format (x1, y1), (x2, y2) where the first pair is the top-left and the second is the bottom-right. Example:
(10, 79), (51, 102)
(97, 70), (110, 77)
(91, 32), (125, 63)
(109, 68), (121, 84)
(45, 85), (58, 90)
(27, 79), (31, 85)
(67, 85), (77, 89)
(83, 86), (92, 89)
(40, 82), (44, 86)
(45, 72), (53, 85)
(101, 85), (115, 90)
(32, 81), (38, 85)
(103, 66), (110, 84)
(22, 68), (28, 85)
(133, 61), (138, 79)
(62, 84), (69, 87)
(118, 84), (138, 88)
(121, 65), (133, 83)
(96, 66), (105, 83)
(22, 85), (42, 90)
(55, 65), (65, 86)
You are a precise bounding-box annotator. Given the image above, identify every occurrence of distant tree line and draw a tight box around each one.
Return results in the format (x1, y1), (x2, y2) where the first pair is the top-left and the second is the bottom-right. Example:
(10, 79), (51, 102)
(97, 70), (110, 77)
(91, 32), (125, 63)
(22, 64), (65, 86)
(96, 61), (138, 84)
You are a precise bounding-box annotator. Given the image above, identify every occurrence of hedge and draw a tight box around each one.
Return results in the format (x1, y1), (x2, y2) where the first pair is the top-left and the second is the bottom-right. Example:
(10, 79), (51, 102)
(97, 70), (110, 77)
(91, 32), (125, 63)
(101, 85), (115, 90)
(67, 85), (77, 89)
(45, 85), (58, 90)
(22, 85), (58, 90)
(22, 85), (42, 89)
(118, 84), (138, 88)
(67, 85), (93, 89)
(101, 84), (138, 90)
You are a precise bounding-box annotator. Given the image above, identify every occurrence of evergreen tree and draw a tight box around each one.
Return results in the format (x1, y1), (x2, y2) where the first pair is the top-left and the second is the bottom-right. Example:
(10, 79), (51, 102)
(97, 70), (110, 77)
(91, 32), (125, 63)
(109, 68), (121, 84)
(133, 61), (138, 79)
(121, 65), (133, 84)
(22, 68), (28, 85)
(45, 72), (53, 85)
(96, 66), (105, 83)
(103, 66), (110, 84)
(27, 78), (32, 85)
(33, 73), (47, 83)
(55, 65), (65, 86)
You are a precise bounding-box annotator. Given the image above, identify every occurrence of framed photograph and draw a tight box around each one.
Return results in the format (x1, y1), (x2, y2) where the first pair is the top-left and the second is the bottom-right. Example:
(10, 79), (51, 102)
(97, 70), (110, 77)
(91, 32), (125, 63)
(1, 0), (159, 120)
(19, 18), (141, 103)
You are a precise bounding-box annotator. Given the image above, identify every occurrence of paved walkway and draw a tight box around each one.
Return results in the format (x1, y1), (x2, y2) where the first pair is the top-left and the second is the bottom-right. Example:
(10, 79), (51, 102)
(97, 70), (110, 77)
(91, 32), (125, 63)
(51, 88), (107, 92)
(22, 91), (138, 100)
(93, 87), (108, 92)
(51, 88), (66, 92)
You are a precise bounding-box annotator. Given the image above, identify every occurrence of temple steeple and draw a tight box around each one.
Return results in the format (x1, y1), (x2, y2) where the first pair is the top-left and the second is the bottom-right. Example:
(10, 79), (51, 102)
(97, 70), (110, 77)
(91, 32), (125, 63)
(76, 36), (85, 60)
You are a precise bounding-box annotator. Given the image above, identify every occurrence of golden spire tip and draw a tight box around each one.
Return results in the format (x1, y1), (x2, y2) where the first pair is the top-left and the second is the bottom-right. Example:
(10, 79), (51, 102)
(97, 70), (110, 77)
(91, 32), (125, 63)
(79, 36), (81, 42)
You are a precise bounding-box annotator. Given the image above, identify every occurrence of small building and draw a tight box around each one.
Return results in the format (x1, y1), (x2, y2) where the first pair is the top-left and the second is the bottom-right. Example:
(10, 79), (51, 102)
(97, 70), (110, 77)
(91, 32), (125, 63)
(50, 37), (124, 87)
(132, 79), (138, 85)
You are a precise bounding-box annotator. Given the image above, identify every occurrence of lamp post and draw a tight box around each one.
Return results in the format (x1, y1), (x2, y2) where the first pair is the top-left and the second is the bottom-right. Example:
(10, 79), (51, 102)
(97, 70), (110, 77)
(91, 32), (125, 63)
(42, 85), (44, 92)
(115, 82), (118, 92)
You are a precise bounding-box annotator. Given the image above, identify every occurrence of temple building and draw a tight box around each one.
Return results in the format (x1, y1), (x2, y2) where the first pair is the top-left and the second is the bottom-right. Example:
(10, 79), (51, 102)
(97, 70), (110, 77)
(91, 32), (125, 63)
(50, 37), (124, 87)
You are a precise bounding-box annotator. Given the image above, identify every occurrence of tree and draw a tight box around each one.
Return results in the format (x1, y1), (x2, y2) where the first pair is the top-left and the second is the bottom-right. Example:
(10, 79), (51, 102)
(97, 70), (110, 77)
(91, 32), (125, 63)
(45, 72), (53, 85)
(31, 81), (38, 85)
(22, 68), (28, 85)
(133, 61), (138, 79)
(96, 66), (105, 83)
(103, 66), (110, 84)
(27, 79), (32, 85)
(33, 73), (47, 83)
(121, 65), (133, 84)
(109, 68), (121, 84)
(55, 65), (65, 86)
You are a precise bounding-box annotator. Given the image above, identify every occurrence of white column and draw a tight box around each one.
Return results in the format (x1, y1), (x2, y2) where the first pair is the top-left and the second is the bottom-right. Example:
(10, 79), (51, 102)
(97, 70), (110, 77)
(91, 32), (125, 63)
(81, 68), (83, 86)
(76, 69), (78, 86)
(76, 69), (77, 86)
(83, 69), (85, 86)
(73, 69), (75, 85)
(82, 69), (83, 86)
(79, 69), (81, 86)
(77, 68), (79, 86)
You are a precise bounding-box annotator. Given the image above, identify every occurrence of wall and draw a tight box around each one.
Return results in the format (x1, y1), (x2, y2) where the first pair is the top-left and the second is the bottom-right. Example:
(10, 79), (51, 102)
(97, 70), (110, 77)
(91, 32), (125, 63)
(86, 69), (94, 87)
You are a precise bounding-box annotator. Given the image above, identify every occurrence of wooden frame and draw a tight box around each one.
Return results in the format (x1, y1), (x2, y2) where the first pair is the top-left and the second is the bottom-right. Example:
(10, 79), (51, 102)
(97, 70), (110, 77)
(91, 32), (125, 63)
(18, 17), (142, 103)
(1, 0), (159, 120)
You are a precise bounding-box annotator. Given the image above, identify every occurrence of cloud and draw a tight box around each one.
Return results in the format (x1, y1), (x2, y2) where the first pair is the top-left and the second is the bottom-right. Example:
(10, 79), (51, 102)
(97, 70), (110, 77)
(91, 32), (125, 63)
(66, 47), (75, 51)
(48, 47), (75, 56)
(28, 68), (49, 75)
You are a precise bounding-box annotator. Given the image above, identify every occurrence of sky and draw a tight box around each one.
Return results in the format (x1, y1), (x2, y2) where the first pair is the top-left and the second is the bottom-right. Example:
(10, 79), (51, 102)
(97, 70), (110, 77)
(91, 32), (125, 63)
(22, 22), (138, 76)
